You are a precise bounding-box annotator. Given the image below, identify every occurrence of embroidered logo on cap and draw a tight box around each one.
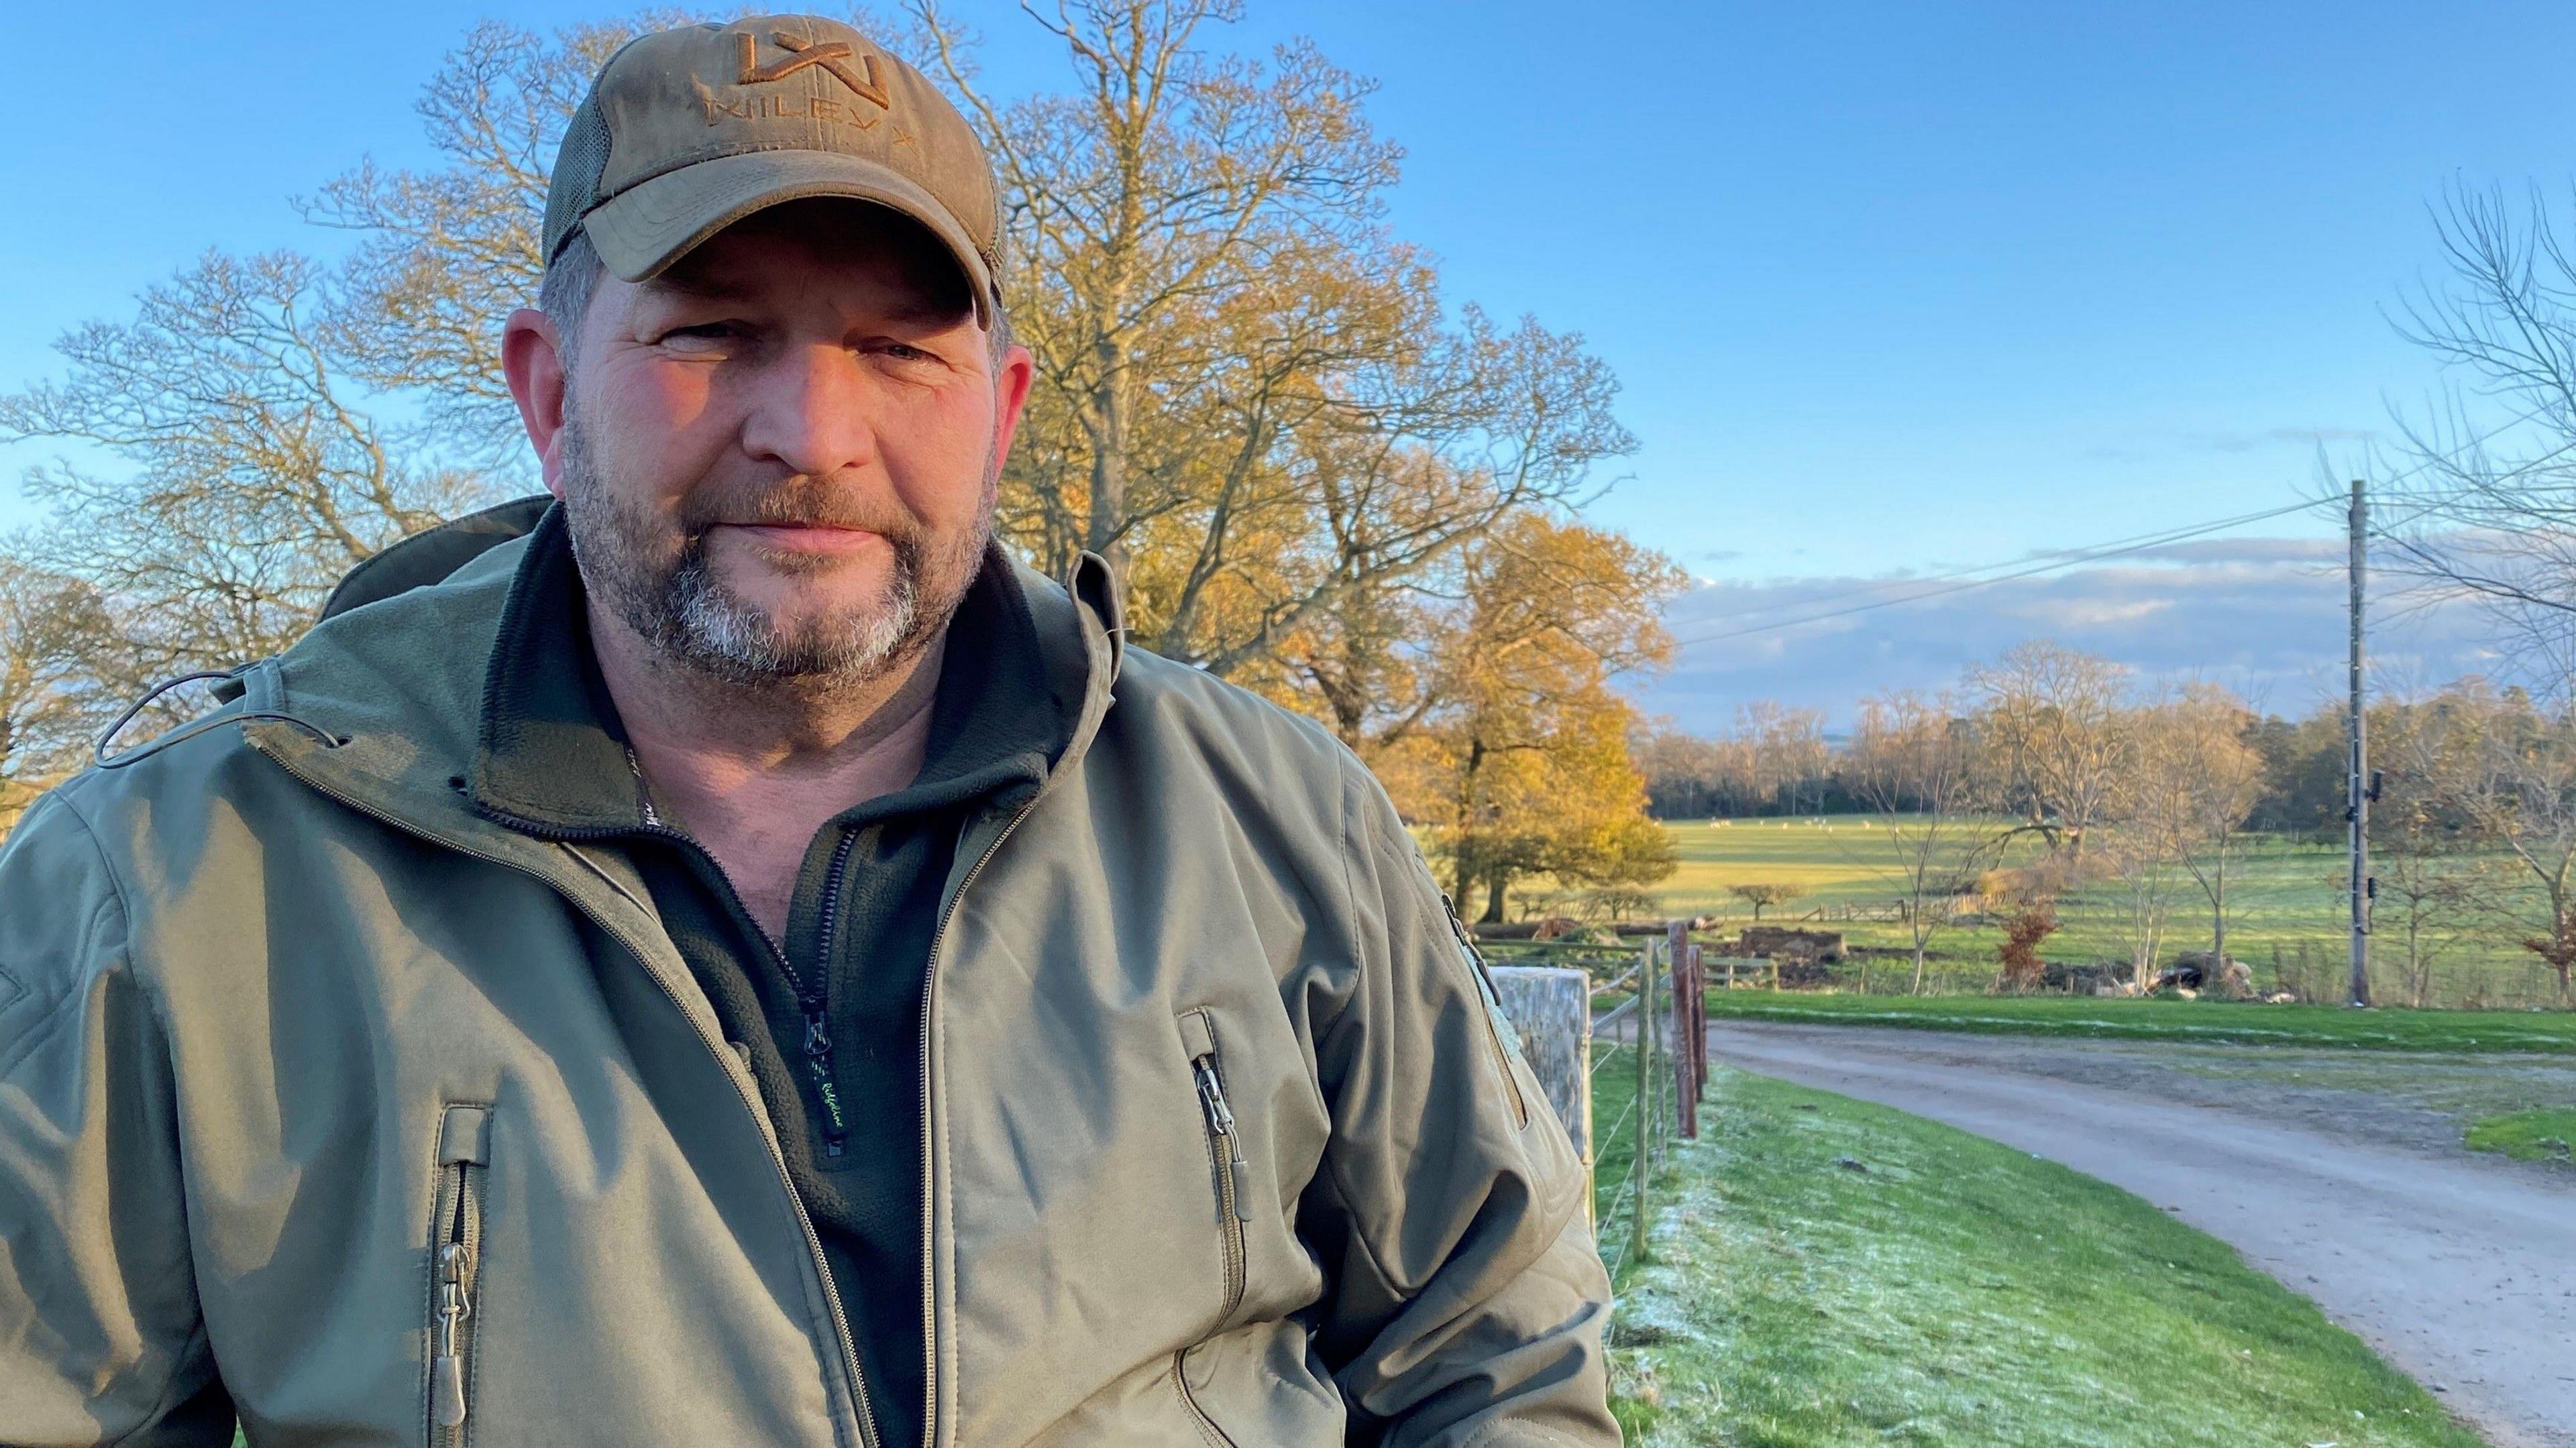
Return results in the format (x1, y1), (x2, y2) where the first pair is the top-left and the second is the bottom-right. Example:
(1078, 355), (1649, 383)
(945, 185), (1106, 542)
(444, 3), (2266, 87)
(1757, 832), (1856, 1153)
(735, 30), (892, 109)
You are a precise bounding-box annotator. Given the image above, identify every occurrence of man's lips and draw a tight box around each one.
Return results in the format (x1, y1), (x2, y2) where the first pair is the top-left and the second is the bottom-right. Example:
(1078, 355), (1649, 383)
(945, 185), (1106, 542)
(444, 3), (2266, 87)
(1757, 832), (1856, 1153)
(714, 521), (886, 555)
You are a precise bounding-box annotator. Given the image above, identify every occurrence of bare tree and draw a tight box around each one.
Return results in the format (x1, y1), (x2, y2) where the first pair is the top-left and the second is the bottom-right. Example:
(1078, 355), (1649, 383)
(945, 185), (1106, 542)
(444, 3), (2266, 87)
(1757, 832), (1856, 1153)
(2157, 686), (2267, 972)
(2434, 683), (2576, 1006)
(302, 15), (706, 460)
(2370, 693), (2485, 1006)
(1847, 689), (2004, 993)
(0, 252), (489, 672)
(1966, 641), (2132, 858)
(1633, 720), (1731, 819)
(2103, 702), (2197, 989)
(0, 551), (114, 834)
(910, 0), (1633, 673)
(1729, 882), (1807, 922)
(2373, 181), (2576, 695)
(1735, 701), (1829, 816)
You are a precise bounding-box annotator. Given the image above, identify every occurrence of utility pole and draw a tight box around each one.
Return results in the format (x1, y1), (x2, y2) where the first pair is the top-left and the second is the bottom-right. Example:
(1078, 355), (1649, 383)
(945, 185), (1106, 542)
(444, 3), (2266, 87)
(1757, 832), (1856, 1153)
(2348, 479), (2373, 1007)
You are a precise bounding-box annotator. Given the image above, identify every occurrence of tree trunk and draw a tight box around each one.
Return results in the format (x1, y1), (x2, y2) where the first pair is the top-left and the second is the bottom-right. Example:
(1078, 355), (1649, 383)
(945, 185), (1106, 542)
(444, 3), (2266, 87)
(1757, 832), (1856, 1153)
(2210, 854), (2226, 979)
(1085, 334), (1130, 590)
(1479, 868), (1508, 925)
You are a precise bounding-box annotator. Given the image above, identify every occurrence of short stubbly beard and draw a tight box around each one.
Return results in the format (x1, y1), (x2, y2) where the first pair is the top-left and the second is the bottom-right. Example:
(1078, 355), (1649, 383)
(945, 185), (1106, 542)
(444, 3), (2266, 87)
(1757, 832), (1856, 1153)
(554, 406), (991, 691)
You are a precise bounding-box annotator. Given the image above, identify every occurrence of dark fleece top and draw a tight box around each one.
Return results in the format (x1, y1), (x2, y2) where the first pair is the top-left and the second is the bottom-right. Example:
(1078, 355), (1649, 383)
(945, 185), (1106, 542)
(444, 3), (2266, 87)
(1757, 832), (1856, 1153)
(472, 506), (1081, 1447)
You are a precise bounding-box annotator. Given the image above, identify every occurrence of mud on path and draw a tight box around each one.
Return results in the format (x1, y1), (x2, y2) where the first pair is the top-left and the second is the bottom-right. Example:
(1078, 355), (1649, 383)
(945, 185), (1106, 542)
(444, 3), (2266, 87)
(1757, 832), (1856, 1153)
(1707, 1022), (2576, 1448)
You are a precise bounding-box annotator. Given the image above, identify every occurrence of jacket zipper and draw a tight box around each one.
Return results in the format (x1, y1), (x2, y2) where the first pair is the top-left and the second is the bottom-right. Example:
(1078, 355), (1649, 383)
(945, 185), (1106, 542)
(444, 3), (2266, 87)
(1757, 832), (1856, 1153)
(913, 789), (1042, 1448)
(429, 1154), (482, 1441)
(1171, 1009), (1249, 1448)
(260, 750), (883, 1448)
(801, 829), (861, 1158)
(1183, 1036), (1250, 1316)
(1440, 893), (1531, 1129)
(1169, 1086), (1242, 1448)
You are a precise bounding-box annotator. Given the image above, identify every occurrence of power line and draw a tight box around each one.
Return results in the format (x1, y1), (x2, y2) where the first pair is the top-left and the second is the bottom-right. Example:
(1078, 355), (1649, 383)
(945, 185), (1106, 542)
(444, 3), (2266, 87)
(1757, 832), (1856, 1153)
(1668, 498), (2323, 650)
(1683, 500), (2334, 627)
(1664, 400), (2562, 655)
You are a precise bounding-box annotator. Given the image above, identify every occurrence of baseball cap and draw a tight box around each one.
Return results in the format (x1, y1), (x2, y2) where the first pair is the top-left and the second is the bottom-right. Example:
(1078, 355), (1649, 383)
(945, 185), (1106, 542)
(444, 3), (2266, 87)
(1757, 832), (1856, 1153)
(543, 15), (1001, 323)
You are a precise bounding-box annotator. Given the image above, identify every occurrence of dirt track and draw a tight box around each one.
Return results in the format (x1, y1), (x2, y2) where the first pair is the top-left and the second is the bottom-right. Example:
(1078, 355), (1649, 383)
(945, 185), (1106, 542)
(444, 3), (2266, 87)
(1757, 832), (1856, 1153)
(1707, 1022), (2576, 1448)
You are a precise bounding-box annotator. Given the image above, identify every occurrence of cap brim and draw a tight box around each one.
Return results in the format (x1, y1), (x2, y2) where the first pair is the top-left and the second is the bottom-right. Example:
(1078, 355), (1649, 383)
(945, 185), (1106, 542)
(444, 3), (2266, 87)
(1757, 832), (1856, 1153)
(582, 150), (997, 324)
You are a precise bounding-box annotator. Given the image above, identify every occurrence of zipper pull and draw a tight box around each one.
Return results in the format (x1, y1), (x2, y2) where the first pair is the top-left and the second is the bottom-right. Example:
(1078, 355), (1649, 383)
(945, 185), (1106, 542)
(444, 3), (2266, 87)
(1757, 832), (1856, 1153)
(803, 1003), (851, 1158)
(1192, 1058), (1234, 1135)
(433, 1241), (472, 1428)
(1194, 1058), (1255, 1222)
(1227, 1146), (1254, 1221)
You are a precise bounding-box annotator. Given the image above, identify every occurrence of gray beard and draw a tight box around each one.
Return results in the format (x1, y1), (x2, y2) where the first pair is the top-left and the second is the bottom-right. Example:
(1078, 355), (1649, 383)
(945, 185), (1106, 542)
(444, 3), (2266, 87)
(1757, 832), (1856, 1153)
(554, 410), (983, 690)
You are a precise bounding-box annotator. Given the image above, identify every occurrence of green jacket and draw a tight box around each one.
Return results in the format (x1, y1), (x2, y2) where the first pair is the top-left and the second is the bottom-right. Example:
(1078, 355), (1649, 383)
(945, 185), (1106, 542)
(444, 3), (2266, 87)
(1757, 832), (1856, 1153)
(0, 510), (1616, 1448)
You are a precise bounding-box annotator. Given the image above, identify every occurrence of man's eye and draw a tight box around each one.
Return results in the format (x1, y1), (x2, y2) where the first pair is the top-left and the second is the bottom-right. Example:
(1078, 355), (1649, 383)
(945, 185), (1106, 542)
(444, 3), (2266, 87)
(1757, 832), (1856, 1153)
(660, 323), (739, 346)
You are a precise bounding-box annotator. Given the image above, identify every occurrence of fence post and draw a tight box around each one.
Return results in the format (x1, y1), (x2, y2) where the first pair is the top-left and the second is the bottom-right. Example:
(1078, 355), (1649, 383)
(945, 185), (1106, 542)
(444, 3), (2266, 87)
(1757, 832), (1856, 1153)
(1667, 921), (1697, 1139)
(1486, 965), (1592, 1196)
(1679, 943), (1700, 1097)
(1630, 936), (1654, 1269)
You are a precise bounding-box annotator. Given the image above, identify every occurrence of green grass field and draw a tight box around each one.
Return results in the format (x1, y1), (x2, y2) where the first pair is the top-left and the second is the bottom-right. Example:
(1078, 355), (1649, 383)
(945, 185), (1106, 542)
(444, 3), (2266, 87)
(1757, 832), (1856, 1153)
(1695, 990), (2576, 1052)
(2464, 1107), (2576, 1163)
(1601, 1066), (2487, 1447)
(1557, 817), (2570, 1010)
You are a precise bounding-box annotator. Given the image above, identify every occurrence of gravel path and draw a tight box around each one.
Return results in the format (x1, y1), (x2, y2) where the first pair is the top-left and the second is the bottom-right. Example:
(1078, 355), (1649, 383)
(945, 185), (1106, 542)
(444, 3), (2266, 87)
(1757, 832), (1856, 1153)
(1707, 1022), (2576, 1448)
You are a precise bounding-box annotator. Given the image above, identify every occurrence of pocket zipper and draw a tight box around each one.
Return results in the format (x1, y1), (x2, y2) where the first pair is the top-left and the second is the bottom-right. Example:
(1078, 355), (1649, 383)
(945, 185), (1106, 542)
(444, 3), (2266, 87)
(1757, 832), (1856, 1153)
(1179, 1011), (1250, 1319)
(429, 1105), (488, 1440)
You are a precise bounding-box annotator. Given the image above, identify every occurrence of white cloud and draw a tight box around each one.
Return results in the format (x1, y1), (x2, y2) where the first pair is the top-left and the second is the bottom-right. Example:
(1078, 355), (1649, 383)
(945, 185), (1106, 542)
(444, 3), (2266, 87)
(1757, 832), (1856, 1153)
(1632, 533), (2500, 730)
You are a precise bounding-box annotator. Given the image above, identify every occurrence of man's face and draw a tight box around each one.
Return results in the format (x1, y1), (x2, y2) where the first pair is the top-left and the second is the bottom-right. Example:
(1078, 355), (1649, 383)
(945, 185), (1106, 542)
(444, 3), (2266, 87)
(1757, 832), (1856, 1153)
(539, 202), (1027, 687)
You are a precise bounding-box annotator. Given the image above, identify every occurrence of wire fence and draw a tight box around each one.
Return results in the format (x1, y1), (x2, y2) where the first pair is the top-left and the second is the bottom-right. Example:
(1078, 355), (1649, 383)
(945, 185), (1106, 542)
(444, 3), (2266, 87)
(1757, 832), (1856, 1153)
(1495, 928), (1710, 1284)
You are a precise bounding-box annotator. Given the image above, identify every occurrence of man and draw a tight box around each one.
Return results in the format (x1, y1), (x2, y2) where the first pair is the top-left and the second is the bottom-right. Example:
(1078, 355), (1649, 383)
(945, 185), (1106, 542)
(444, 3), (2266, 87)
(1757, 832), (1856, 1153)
(0, 16), (1614, 1447)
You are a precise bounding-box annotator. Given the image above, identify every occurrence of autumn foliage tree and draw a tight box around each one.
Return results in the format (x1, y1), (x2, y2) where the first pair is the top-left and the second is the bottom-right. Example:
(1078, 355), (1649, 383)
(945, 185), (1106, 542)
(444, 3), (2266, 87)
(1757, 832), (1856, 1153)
(1995, 903), (2059, 991)
(1375, 512), (1680, 922)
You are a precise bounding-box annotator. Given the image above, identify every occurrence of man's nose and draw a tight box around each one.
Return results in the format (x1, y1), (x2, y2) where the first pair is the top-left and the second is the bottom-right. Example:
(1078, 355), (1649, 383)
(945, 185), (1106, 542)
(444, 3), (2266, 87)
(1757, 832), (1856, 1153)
(739, 343), (880, 478)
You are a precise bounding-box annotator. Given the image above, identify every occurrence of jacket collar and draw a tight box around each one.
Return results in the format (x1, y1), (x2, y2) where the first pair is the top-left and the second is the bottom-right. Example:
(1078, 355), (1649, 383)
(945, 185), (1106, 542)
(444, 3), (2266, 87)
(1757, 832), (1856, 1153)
(469, 503), (1085, 838)
(245, 497), (1124, 842)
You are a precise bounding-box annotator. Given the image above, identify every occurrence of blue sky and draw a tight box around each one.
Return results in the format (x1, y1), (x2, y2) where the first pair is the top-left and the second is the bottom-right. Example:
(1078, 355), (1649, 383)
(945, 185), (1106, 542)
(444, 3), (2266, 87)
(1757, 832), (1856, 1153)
(5, 1), (2569, 725)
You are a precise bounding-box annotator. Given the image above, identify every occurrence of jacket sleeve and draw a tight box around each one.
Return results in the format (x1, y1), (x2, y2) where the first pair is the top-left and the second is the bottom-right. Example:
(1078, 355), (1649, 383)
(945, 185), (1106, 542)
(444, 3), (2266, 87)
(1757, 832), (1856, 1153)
(0, 791), (235, 1446)
(1305, 765), (1619, 1448)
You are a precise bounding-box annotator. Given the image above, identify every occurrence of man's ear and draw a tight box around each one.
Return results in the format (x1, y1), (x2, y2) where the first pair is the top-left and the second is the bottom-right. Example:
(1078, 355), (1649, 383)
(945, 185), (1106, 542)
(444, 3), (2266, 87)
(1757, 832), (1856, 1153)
(502, 309), (572, 498)
(987, 342), (1036, 477)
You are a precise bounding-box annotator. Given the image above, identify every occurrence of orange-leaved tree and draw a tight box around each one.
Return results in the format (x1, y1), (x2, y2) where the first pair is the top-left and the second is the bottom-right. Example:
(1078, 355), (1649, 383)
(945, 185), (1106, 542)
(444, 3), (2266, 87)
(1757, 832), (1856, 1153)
(1367, 512), (1682, 922)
